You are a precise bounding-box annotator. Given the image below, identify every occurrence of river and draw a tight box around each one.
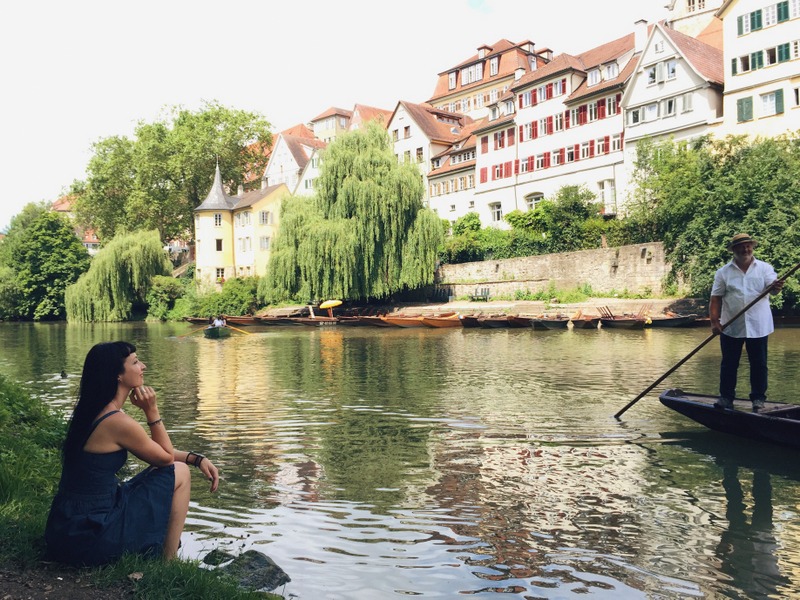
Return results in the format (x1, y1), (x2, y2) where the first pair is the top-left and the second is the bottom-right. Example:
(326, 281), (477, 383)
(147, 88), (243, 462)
(2, 321), (800, 599)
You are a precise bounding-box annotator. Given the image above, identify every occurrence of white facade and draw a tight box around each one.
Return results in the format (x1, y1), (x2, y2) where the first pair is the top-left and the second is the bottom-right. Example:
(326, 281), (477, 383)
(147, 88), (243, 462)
(717, 0), (800, 136)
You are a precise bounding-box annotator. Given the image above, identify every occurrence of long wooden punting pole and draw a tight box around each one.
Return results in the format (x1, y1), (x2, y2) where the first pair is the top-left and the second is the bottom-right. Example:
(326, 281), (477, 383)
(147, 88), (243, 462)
(614, 261), (800, 419)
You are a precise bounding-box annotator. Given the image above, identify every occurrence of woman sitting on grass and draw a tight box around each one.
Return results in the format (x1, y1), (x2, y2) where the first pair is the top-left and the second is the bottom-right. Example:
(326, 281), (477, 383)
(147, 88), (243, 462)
(45, 341), (219, 566)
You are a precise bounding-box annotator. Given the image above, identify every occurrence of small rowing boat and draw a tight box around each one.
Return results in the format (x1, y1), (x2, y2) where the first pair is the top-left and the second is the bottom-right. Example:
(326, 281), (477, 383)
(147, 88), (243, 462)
(203, 326), (232, 339)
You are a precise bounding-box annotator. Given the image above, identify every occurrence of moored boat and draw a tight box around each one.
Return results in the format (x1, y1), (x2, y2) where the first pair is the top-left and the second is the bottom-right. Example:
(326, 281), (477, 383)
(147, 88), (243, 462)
(380, 314), (427, 328)
(507, 315), (534, 328)
(421, 314), (463, 328)
(659, 388), (800, 449)
(460, 314), (483, 328)
(531, 317), (570, 330)
(599, 317), (647, 329)
(647, 314), (698, 327)
(288, 316), (339, 327)
(203, 326), (232, 339)
(223, 315), (259, 326)
(570, 316), (601, 329)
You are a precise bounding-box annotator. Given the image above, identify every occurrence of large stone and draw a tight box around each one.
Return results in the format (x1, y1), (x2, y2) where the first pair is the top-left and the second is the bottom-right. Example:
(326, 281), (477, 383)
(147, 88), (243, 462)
(203, 549), (291, 592)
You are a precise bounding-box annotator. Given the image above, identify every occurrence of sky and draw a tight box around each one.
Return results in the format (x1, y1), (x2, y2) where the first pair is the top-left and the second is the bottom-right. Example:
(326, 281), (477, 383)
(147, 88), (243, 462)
(0, 0), (671, 232)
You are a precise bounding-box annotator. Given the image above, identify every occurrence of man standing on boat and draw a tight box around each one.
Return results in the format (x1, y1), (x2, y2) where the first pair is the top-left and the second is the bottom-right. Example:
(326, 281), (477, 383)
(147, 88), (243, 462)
(709, 233), (783, 412)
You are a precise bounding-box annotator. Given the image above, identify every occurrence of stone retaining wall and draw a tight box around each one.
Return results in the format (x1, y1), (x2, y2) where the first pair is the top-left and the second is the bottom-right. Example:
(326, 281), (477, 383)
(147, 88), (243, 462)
(436, 242), (670, 298)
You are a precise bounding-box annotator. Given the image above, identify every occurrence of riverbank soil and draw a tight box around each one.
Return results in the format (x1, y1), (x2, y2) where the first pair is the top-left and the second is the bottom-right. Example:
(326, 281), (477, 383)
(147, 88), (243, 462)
(0, 562), (133, 599)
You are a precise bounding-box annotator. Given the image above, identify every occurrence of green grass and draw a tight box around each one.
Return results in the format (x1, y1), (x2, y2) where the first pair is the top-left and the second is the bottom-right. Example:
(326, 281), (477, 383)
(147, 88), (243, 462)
(0, 374), (282, 599)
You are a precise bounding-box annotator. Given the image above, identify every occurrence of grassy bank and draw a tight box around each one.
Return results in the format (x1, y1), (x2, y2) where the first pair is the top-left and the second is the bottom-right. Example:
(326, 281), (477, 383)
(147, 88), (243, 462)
(0, 374), (281, 599)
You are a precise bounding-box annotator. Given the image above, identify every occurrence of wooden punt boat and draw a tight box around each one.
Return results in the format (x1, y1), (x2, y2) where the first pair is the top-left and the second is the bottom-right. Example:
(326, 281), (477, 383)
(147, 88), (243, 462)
(531, 317), (570, 330)
(357, 315), (396, 327)
(380, 314), (427, 328)
(255, 316), (300, 326)
(460, 314), (483, 328)
(647, 314), (698, 327)
(421, 314), (463, 328)
(478, 315), (514, 328)
(599, 317), (647, 329)
(288, 316), (339, 327)
(223, 315), (259, 326)
(659, 389), (800, 449)
(185, 316), (210, 324)
(507, 315), (534, 328)
(570, 316), (601, 329)
(203, 326), (231, 339)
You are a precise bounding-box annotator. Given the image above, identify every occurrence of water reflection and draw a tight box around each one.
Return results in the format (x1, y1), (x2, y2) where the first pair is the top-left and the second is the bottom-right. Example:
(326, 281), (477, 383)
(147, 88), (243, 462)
(3, 323), (800, 598)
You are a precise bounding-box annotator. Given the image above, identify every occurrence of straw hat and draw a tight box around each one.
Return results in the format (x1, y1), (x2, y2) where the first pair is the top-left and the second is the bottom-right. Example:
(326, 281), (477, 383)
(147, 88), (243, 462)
(727, 233), (757, 250)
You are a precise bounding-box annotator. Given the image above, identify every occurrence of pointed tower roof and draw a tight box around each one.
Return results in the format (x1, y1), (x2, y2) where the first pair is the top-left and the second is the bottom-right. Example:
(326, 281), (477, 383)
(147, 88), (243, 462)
(195, 164), (235, 211)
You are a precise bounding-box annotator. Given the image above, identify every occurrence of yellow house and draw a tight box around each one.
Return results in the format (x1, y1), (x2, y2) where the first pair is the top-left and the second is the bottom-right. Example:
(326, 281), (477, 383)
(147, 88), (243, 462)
(194, 165), (290, 286)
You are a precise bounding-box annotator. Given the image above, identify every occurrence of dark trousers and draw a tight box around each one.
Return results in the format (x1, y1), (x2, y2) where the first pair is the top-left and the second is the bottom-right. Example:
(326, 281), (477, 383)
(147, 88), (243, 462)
(719, 334), (769, 401)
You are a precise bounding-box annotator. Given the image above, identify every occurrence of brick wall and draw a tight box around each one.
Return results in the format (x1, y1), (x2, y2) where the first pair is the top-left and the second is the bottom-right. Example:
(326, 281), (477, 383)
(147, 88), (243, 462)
(436, 242), (671, 298)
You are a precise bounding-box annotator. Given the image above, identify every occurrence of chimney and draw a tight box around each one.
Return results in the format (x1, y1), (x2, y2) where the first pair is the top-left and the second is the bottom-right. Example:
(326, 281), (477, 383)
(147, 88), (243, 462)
(635, 19), (648, 53)
(237, 184), (244, 196)
(515, 67), (526, 80)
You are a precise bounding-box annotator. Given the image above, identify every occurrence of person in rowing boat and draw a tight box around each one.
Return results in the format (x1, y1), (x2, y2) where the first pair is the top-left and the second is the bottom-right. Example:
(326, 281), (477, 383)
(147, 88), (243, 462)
(709, 233), (783, 412)
(213, 315), (226, 327)
(45, 341), (220, 566)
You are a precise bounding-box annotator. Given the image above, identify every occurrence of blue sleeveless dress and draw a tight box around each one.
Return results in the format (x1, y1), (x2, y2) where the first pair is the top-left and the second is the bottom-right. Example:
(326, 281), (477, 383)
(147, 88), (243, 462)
(45, 411), (175, 566)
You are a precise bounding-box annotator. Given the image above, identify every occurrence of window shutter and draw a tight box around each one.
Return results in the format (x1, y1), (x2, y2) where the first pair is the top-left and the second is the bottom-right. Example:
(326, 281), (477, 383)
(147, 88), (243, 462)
(656, 62), (665, 83)
(753, 50), (764, 69)
(564, 110), (570, 128)
(579, 105), (587, 125)
(731, 58), (738, 75)
(598, 98), (606, 119)
(751, 9), (762, 30)
(528, 156), (535, 171)
(492, 165), (496, 181)
(560, 148), (566, 163)
(519, 125), (524, 141)
(532, 92), (538, 106)
(776, 89), (784, 114)
(574, 144), (580, 160)
(777, 1), (789, 21)
(546, 83), (553, 99)
(604, 135), (610, 154)
(562, 78), (567, 93)
(778, 43), (790, 62)
(619, 132), (624, 148)
(737, 15), (743, 35)
(519, 95), (524, 109)
(480, 167), (488, 183)
(737, 98), (744, 122)
(504, 162), (512, 178)
(532, 121), (538, 139)
(589, 140), (595, 157)
(508, 127), (515, 146)
(545, 153), (551, 168)
(493, 132), (499, 150)
(547, 116), (553, 134)
(514, 159), (519, 174)
(481, 136), (488, 153)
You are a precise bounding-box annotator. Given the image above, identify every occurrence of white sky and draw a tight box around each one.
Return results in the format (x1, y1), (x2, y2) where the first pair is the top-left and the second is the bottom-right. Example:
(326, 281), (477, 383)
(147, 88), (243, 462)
(0, 0), (670, 232)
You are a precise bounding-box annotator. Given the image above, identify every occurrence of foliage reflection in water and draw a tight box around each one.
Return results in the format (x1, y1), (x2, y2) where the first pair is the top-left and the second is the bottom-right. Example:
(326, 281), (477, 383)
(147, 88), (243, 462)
(2, 323), (800, 598)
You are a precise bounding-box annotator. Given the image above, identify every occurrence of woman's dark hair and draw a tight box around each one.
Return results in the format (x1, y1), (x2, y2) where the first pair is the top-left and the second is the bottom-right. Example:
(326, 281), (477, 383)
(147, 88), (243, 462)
(62, 341), (136, 460)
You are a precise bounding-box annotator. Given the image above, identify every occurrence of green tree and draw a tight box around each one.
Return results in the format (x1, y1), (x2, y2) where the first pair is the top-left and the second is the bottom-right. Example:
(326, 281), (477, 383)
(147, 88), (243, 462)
(452, 212), (481, 235)
(0, 209), (90, 320)
(263, 122), (443, 302)
(65, 230), (172, 322)
(75, 101), (272, 243)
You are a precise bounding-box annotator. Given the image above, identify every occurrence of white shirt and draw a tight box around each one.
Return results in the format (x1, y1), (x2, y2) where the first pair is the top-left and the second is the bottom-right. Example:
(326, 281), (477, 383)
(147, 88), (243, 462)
(710, 257), (777, 338)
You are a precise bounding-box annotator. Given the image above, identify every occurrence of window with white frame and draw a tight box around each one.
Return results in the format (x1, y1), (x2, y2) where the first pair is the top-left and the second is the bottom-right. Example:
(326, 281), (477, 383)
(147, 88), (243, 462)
(490, 202), (502, 222)
(526, 193), (544, 210)
(214, 213), (222, 227)
(598, 179), (617, 213)
(468, 174), (475, 188)
(761, 90), (783, 116)
(580, 143), (590, 159)
(216, 268), (225, 279)
(596, 137), (606, 154)
(538, 117), (548, 135)
(475, 93), (484, 108)
(570, 107), (580, 125)
(469, 200), (475, 208)
(523, 122), (533, 141)
(647, 65), (657, 85)
(521, 90), (532, 107)
(536, 154), (546, 169)
(505, 100), (514, 114)
(587, 102), (598, 122)
(566, 147), (576, 162)
(795, 86), (800, 107)
(628, 107), (641, 125)
(666, 59), (677, 80)
(490, 89), (498, 103)
(552, 149), (562, 166)
(520, 157), (530, 173)
(494, 164), (502, 179)
(663, 97), (677, 116)
(553, 79), (564, 95)
(654, 40), (665, 53)
(449, 72), (456, 89)
(611, 134), (622, 152)
(606, 62), (619, 79)
(537, 86), (547, 102)
(259, 210), (272, 225)
(792, 0), (800, 18)
(450, 204), (456, 212)
(644, 103), (659, 121)
(490, 57), (499, 76)
(553, 112), (564, 132)
(764, 4), (777, 26)
(587, 69), (601, 86)
(607, 95), (618, 115)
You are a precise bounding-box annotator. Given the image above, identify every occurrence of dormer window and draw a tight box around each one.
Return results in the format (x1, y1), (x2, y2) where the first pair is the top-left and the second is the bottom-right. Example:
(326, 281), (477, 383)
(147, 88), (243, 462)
(505, 100), (514, 114)
(490, 106), (499, 120)
(587, 69), (601, 86)
(448, 72), (456, 90)
(490, 57), (499, 76)
(606, 62), (619, 79)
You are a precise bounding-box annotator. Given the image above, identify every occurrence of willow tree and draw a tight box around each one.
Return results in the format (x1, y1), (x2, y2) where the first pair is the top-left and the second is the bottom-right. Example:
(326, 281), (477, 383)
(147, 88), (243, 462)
(264, 122), (443, 302)
(65, 230), (172, 321)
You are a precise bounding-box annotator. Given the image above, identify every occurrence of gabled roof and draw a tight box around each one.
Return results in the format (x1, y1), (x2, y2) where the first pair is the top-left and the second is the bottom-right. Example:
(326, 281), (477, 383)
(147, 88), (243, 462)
(283, 134), (327, 169)
(233, 183), (287, 210)
(311, 106), (353, 122)
(350, 104), (393, 129)
(428, 118), (486, 178)
(392, 101), (474, 144)
(195, 164), (235, 211)
(281, 123), (315, 138)
(662, 23), (724, 84)
(568, 50), (638, 102)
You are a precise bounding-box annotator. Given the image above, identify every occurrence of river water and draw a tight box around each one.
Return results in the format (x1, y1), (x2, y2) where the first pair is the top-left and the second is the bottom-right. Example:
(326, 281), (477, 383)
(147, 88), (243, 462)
(2, 321), (800, 599)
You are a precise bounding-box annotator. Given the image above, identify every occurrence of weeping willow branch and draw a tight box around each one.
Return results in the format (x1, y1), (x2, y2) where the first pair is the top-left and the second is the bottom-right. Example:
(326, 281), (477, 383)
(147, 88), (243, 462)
(65, 230), (172, 322)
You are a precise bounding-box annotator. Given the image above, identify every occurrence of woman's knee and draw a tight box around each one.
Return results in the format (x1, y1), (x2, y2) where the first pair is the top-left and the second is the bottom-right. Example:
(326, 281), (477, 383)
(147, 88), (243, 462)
(174, 461), (191, 488)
